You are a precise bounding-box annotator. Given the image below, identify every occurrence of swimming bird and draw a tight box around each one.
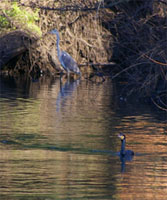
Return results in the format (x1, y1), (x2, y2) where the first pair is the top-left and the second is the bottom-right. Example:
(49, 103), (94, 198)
(50, 29), (81, 76)
(118, 133), (134, 157)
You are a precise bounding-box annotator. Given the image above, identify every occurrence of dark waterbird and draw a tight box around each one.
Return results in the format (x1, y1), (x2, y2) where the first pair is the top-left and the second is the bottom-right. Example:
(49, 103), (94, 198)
(118, 133), (134, 172)
(118, 133), (134, 159)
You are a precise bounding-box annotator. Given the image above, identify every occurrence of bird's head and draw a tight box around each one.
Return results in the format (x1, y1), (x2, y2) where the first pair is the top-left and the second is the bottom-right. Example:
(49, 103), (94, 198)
(118, 133), (126, 141)
(50, 29), (59, 35)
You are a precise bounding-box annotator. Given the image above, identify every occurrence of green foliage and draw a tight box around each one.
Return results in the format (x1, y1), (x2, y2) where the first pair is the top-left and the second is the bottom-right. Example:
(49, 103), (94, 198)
(0, 15), (10, 28)
(1, 2), (41, 35)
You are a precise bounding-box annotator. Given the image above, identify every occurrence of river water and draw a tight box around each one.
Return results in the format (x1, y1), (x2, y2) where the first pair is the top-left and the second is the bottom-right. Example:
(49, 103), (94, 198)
(0, 75), (166, 200)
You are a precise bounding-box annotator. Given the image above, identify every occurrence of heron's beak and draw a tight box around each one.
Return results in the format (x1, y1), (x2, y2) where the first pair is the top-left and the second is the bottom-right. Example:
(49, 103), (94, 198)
(118, 134), (124, 140)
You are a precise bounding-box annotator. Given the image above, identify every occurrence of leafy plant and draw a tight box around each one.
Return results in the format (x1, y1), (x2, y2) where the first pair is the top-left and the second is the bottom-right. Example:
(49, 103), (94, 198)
(0, 15), (10, 28)
(2, 2), (41, 35)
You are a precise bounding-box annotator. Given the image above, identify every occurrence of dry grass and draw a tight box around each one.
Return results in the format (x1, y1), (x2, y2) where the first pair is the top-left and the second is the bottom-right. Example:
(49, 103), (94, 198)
(26, 0), (113, 66)
(10, 0), (113, 77)
(1, 0), (166, 110)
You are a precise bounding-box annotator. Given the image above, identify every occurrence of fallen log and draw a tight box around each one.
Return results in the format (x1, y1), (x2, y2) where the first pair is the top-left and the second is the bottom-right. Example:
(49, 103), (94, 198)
(0, 30), (62, 75)
(0, 30), (37, 69)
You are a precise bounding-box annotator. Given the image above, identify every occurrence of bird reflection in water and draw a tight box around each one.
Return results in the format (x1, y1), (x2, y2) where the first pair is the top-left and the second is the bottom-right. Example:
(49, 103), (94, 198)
(118, 133), (134, 172)
(56, 78), (80, 112)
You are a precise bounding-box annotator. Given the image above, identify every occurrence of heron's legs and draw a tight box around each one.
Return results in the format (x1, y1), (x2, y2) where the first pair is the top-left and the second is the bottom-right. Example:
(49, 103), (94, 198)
(60, 71), (66, 88)
(66, 70), (70, 81)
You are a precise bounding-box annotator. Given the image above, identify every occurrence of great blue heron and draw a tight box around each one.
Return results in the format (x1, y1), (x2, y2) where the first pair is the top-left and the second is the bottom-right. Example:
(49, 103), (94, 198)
(50, 29), (81, 76)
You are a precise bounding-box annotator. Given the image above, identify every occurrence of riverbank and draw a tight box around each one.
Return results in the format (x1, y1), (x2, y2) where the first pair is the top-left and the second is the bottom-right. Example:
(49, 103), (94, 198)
(0, 0), (166, 111)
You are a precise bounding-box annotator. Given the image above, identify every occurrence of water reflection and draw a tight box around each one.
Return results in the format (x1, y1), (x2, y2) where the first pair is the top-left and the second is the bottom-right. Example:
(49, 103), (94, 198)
(56, 78), (80, 112)
(0, 75), (167, 200)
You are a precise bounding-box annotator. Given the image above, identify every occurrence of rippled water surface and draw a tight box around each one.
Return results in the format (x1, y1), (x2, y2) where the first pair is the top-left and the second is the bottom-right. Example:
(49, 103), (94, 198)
(0, 75), (166, 200)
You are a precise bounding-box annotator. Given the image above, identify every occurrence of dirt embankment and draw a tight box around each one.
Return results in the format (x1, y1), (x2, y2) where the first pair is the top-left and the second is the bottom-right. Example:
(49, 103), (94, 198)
(0, 0), (166, 110)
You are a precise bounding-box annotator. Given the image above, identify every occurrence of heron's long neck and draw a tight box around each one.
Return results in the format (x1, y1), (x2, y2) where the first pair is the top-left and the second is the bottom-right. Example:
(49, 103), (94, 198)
(56, 33), (60, 59)
(120, 139), (126, 155)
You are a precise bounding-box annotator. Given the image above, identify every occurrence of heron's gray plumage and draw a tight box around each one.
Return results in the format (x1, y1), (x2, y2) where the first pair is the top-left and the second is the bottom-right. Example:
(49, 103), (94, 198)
(50, 29), (81, 75)
(61, 51), (80, 74)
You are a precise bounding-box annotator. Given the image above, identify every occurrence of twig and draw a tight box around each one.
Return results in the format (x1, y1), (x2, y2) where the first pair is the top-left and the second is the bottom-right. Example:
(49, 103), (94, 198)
(78, 38), (94, 48)
(159, 0), (167, 5)
(144, 54), (167, 66)
(20, 0), (130, 12)
(79, 62), (115, 67)
(151, 98), (167, 112)
(111, 62), (149, 79)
